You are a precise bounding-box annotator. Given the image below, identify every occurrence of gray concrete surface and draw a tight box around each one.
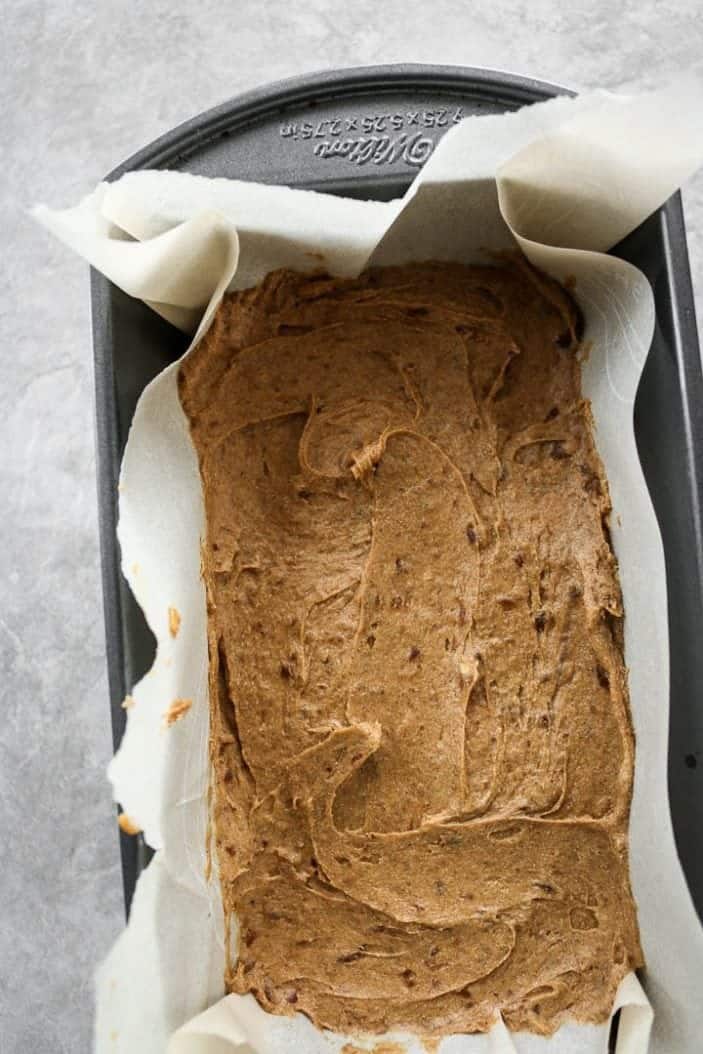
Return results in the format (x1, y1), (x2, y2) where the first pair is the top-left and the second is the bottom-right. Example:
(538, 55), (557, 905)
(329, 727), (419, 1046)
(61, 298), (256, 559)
(1, 3), (702, 1051)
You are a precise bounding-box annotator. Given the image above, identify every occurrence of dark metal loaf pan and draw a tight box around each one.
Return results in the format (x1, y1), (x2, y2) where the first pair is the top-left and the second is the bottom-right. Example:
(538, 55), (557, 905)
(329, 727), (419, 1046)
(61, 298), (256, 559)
(89, 64), (703, 917)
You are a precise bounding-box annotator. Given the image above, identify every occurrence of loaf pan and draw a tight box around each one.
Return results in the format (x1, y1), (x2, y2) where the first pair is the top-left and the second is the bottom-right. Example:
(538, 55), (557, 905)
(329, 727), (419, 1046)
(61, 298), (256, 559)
(89, 64), (703, 917)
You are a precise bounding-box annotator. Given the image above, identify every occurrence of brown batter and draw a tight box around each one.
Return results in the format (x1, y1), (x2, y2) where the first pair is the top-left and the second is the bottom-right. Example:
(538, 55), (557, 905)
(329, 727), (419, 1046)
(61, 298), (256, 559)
(178, 259), (642, 1040)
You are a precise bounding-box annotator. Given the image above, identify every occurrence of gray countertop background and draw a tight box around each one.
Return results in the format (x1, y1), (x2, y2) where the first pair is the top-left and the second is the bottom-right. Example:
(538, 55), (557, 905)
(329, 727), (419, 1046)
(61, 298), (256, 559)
(1, 3), (702, 1052)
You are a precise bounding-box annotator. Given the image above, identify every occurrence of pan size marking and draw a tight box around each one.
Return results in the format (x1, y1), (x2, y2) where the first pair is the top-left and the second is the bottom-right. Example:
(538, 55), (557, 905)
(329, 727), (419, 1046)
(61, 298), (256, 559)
(279, 108), (465, 167)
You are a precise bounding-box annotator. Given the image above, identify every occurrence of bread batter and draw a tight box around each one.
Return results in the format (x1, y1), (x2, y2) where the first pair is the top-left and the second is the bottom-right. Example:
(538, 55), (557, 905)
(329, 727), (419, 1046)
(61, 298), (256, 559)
(179, 259), (642, 1039)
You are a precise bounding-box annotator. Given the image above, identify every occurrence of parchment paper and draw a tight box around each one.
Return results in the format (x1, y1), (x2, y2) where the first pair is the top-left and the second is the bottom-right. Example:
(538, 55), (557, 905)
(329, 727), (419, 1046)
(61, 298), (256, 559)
(34, 74), (703, 1054)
